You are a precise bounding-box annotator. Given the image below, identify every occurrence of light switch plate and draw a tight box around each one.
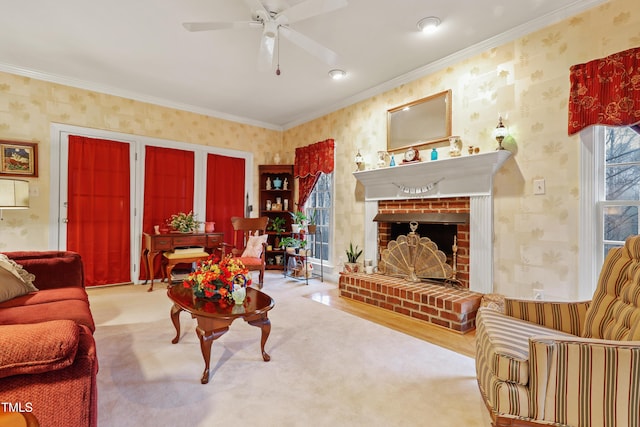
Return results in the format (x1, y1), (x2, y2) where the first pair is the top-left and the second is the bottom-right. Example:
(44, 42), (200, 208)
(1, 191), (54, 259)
(533, 179), (545, 195)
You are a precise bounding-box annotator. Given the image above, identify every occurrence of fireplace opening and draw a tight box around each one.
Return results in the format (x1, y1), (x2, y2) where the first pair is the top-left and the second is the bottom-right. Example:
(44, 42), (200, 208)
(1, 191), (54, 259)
(389, 223), (457, 257)
(375, 200), (470, 289)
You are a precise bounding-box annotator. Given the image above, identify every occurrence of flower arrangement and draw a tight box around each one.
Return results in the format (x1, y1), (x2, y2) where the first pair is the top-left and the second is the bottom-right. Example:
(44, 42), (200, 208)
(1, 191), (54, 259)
(169, 211), (200, 232)
(183, 254), (251, 302)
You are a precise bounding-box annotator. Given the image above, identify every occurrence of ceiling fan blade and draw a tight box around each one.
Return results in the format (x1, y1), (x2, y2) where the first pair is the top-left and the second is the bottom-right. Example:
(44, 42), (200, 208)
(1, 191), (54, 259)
(182, 21), (258, 32)
(279, 26), (338, 65)
(278, 0), (348, 24)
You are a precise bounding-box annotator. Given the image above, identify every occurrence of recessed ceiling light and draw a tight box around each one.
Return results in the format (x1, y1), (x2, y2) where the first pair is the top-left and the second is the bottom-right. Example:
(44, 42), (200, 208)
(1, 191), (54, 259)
(417, 16), (441, 34)
(328, 69), (347, 80)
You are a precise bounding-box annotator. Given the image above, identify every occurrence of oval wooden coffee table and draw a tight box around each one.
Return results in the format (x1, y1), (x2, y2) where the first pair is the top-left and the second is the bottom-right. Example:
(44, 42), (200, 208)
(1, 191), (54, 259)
(167, 285), (275, 384)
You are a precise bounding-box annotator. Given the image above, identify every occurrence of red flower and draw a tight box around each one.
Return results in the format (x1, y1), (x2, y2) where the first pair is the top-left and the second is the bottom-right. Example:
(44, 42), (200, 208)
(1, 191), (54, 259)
(183, 254), (250, 303)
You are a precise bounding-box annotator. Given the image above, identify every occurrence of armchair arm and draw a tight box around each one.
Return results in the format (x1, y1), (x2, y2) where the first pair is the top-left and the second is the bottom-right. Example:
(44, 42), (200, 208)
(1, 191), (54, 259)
(529, 335), (640, 425)
(2, 251), (84, 290)
(0, 320), (80, 379)
(503, 298), (591, 336)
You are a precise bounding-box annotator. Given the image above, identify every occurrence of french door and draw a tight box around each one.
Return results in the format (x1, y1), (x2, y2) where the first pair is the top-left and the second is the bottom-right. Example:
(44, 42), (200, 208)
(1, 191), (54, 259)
(53, 124), (253, 286)
(206, 153), (246, 243)
(64, 135), (134, 286)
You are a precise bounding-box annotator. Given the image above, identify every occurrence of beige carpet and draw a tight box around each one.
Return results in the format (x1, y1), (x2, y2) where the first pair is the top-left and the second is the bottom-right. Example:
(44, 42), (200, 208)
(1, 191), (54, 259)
(88, 273), (492, 426)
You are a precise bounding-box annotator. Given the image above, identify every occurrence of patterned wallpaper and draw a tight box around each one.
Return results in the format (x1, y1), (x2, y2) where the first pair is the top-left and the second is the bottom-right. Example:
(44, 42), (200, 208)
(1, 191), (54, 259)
(0, 75), (281, 252)
(283, 0), (639, 300)
(0, 0), (638, 299)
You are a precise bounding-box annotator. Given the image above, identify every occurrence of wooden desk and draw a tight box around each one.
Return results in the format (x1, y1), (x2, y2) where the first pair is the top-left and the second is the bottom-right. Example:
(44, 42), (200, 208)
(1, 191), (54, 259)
(142, 232), (224, 287)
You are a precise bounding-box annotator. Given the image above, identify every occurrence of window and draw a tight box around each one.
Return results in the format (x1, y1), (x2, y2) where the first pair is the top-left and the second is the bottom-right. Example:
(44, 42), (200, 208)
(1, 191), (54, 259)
(303, 172), (332, 262)
(600, 126), (640, 257)
(581, 125), (640, 297)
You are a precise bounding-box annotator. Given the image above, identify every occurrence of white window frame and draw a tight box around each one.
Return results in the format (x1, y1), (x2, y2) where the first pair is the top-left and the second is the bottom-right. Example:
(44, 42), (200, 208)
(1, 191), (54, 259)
(579, 126), (604, 299)
(579, 125), (640, 299)
(303, 171), (333, 265)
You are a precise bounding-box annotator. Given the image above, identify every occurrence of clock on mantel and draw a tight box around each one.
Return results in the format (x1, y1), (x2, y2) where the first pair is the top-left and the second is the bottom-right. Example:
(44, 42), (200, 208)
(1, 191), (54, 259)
(402, 146), (421, 164)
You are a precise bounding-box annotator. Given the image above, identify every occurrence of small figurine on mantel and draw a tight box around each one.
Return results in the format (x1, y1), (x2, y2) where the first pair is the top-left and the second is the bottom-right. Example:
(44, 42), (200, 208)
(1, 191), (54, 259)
(266, 177), (272, 190)
(283, 178), (289, 190)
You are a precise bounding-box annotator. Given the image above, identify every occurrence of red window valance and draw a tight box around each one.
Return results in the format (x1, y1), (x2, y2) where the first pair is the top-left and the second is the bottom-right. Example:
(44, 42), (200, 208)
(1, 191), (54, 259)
(568, 46), (640, 135)
(294, 138), (334, 208)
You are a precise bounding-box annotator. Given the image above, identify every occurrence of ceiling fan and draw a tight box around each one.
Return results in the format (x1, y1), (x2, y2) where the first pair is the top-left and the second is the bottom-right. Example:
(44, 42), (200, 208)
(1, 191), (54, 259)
(182, 0), (347, 73)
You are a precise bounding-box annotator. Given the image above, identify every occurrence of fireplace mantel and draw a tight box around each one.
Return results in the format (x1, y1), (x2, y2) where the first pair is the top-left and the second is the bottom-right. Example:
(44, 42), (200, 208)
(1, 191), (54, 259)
(354, 150), (512, 294)
(353, 150), (511, 200)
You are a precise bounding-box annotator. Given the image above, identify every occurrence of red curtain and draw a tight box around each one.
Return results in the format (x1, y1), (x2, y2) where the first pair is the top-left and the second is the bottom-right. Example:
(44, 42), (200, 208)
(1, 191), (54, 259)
(67, 136), (131, 286)
(206, 154), (245, 243)
(294, 139), (334, 208)
(568, 46), (640, 135)
(140, 146), (195, 279)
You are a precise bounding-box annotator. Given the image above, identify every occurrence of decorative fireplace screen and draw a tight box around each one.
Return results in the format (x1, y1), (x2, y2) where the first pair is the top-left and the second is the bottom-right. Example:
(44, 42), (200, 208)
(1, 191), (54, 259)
(378, 221), (457, 284)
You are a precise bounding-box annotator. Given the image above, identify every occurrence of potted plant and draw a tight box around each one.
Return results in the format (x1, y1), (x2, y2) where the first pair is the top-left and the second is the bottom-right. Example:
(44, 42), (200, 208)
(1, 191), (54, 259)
(268, 216), (286, 247)
(298, 238), (309, 256)
(307, 209), (318, 234)
(169, 211), (200, 233)
(290, 210), (307, 233)
(344, 242), (363, 273)
(279, 236), (301, 254)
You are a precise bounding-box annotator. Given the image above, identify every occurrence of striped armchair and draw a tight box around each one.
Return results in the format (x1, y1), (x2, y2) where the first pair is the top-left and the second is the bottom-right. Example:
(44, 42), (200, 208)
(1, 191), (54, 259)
(476, 235), (640, 427)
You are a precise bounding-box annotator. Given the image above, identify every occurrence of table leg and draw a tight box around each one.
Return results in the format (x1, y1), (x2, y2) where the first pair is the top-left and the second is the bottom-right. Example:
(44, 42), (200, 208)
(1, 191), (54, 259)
(146, 250), (158, 292)
(247, 314), (271, 362)
(195, 321), (229, 384)
(142, 248), (150, 285)
(170, 304), (183, 344)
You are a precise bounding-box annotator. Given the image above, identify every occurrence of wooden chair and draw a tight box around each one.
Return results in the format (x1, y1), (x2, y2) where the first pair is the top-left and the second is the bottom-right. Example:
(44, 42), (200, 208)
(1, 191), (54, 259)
(222, 216), (269, 288)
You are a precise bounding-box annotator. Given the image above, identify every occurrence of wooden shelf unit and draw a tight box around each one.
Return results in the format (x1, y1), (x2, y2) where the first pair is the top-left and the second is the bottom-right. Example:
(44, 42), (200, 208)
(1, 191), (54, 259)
(259, 164), (294, 270)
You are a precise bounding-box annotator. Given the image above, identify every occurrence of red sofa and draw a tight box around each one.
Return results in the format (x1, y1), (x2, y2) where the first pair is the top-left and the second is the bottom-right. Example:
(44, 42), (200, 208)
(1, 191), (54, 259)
(0, 251), (97, 427)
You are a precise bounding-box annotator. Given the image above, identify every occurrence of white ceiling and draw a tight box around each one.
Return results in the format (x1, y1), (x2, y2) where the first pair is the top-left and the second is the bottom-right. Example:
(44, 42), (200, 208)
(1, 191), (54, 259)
(0, 0), (605, 130)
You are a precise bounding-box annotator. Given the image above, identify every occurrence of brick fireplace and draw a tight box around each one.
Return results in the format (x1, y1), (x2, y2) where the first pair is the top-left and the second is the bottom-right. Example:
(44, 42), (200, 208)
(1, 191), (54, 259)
(376, 197), (470, 288)
(340, 151), (511, 332)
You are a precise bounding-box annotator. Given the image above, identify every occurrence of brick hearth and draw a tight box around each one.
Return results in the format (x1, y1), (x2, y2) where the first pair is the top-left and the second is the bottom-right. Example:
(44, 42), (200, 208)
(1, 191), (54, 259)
(339, 273), (482, 333)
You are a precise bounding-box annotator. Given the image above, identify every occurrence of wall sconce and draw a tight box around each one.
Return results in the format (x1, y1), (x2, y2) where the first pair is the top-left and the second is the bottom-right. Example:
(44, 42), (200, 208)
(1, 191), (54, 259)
(0, 179), (29, 220)
(493, 116), (508, 150)
(355, 149), (364, 171)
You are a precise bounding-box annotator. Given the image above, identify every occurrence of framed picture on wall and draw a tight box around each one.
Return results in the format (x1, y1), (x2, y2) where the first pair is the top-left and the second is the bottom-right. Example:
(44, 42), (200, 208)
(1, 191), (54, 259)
(0, 141), (38, 177)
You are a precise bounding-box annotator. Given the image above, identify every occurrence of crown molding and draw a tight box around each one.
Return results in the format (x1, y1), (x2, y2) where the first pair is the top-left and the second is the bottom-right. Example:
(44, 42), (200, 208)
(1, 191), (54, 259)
(0, 63), (283, 132)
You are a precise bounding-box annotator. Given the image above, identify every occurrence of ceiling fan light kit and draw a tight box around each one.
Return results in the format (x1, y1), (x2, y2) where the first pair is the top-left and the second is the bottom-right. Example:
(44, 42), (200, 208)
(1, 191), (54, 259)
(417, 16), (441, 33)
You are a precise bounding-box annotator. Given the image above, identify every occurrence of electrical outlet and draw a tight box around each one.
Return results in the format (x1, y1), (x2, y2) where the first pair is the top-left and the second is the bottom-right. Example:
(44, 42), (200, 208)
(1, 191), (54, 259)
(533, 289), (544, 300)
(533, 179), (545, 195)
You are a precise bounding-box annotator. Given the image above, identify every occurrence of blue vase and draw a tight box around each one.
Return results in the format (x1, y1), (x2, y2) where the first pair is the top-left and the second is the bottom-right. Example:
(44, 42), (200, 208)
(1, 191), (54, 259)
(273, 177), (282, 189)
(431, 148), (438, 160)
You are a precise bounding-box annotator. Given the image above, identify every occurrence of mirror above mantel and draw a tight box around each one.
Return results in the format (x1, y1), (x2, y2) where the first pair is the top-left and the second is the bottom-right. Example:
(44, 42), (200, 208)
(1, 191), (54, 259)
(387, 89), (452, 152)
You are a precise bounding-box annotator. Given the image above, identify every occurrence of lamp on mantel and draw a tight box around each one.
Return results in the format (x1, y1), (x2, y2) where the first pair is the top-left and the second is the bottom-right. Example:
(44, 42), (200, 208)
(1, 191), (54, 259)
(0, 179), (29, 220)
(493, 116), (508, 150)
(355, 149), (364, 171)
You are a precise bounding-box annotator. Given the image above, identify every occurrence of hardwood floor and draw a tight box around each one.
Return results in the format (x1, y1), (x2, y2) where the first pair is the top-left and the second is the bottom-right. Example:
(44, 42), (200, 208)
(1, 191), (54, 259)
(305, 287), (476, 358)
